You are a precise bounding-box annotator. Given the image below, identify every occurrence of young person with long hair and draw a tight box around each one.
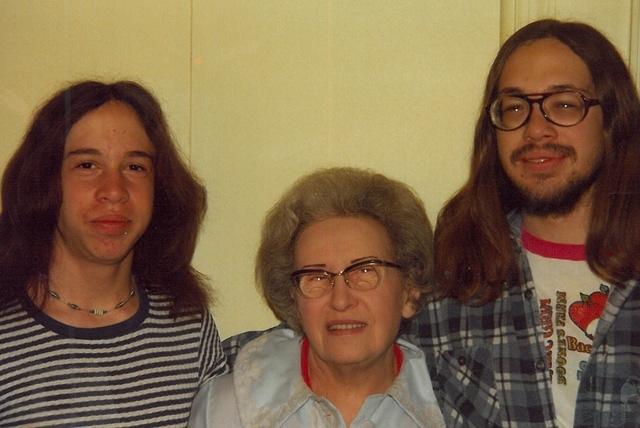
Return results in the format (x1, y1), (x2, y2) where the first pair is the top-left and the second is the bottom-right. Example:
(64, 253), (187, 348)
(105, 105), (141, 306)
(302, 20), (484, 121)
(411, 20), (640, 427)
(0, 81), (226, 427)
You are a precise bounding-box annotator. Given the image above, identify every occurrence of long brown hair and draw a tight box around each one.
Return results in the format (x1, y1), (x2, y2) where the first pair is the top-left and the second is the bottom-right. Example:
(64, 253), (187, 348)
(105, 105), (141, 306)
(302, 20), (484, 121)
(436, 20), (640, 303)
(0, 81), (210, 313)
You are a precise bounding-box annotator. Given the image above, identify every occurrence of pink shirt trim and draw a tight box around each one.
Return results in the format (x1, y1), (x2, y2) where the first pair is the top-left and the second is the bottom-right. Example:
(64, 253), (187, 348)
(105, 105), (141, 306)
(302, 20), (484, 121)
(521, 228), (586, 261)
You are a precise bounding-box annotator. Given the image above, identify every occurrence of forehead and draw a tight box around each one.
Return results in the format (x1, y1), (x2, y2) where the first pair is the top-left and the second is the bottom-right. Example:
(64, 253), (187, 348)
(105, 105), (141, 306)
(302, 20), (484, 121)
(294, 216), (394, 264)
(64, 101), (154, 153)
(499, 38), (596, 95)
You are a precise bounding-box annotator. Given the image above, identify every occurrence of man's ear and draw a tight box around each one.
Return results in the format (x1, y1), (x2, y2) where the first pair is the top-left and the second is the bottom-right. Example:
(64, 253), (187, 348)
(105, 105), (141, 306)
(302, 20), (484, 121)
(401, 286), (421, 319)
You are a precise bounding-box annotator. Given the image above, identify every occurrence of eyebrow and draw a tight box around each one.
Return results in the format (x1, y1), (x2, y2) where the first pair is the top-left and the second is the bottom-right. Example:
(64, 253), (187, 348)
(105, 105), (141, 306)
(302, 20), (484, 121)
(299, 263), (327, 269)
(298, 256), (378, 269)
(351, 256), (378, 263)
(65, 148), (156, 161)
(498, 84), (586, 95)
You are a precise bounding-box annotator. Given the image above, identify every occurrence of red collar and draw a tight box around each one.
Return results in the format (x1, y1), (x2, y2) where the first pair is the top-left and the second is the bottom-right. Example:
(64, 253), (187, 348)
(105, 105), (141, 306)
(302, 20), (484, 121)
(300, 336), (403, 389)
(521, 228), (585, 261)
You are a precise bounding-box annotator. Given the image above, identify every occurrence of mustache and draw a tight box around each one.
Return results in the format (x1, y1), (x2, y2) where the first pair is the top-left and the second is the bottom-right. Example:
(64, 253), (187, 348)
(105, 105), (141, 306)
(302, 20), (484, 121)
(510, 143), (576, 163)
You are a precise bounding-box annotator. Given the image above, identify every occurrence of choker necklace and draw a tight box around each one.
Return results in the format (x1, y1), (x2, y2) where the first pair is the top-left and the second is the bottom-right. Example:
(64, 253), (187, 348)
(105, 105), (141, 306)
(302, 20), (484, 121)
(47, 287), (136, 316)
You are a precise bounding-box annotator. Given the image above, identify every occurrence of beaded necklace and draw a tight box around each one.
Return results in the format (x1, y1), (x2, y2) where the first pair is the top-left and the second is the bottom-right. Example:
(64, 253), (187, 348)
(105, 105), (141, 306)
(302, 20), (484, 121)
(47, 286), (136, 316)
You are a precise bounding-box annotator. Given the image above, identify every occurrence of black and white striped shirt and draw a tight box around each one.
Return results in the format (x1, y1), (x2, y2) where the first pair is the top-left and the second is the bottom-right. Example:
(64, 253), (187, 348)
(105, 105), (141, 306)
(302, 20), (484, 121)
(0, 286), (227, 427)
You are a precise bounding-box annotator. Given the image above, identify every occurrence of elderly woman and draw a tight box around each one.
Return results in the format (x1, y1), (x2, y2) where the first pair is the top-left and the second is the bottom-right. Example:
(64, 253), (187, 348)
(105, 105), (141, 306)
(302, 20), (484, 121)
(189, 167), (444, 427)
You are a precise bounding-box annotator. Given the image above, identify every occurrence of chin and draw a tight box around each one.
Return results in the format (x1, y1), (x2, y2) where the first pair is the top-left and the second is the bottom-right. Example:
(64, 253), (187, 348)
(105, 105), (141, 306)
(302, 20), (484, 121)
(515, 178), (596, 217)
(89, 248), (134, 265)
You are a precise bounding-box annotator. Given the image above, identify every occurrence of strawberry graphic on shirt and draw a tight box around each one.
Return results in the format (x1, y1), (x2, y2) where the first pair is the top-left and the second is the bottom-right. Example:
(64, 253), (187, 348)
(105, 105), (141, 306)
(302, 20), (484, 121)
(569, 285), (609, 340)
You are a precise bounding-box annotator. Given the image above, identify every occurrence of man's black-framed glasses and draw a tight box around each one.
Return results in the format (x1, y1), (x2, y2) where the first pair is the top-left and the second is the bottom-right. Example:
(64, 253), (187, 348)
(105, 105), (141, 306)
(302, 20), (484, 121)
(291, 258), (402, 298)
(489, 90), (600, 131)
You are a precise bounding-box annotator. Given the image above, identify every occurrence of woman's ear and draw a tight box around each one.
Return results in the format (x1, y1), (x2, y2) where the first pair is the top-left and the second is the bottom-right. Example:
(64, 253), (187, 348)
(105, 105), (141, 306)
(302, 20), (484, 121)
(401, 286), (421, 319)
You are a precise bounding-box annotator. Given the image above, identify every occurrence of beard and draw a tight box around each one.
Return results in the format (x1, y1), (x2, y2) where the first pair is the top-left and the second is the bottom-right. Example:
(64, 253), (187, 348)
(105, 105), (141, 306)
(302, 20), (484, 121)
(514, 169), (600, 216)
(505, 143), (603, 217)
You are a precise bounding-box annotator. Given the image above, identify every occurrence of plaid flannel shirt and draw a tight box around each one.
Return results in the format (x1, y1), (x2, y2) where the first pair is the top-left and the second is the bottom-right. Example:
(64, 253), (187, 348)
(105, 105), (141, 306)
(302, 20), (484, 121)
(411, 212), (640, 427)
(223, 213), (640, 427)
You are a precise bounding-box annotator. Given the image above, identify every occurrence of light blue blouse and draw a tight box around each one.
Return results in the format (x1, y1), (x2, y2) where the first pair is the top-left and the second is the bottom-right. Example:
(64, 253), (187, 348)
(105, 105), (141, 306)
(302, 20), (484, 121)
(189, 328), (444, 427)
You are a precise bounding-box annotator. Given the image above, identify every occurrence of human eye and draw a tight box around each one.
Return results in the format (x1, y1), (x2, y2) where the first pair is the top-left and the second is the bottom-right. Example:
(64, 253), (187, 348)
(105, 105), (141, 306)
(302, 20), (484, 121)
(296, 271), (330, 286)
(69, 160), (98, 174)
(307, 272), (329, 283)
(549, 93), (582, 110)
(76, 161), (96, 169)
(500, 97), (526, 114)
(125, 159), (153, 175)
(347, 262), (380, 288)
(298, 271), (330, 297)
(128, 163), (147, 172)
(347, 259), (382, 273)
(62, 158), (99, 178)
(356, 265), (377, 274)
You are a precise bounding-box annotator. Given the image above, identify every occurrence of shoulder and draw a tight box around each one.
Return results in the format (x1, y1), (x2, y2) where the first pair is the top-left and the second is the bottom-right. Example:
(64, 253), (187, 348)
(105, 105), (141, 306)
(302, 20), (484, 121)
(142, 288), (225, 353)
(144, 298), (228, 380)
(405, 297), (482, 344)
(232, 329), (311, 426)
(189, 374), (240, 427)
(232, 328), (303, 402)
(408, 284), (528, 347)
(0, 298), (40, 348)
(396, 338), (431, 382)
(396, 337), (424, 358)
(0, 298), (27, 321)
(222, 323), (287, 369)
(235, 327), (299, 365)
(389, 338), (446, 427)
(144, 289), (207, 327)
(599, 279), (640, 339)
(506, 210), (523, 237)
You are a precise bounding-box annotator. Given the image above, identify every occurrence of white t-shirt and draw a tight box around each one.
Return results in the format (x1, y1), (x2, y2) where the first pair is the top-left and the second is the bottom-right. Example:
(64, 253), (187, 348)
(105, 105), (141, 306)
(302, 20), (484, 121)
(523, 229), (611, 428)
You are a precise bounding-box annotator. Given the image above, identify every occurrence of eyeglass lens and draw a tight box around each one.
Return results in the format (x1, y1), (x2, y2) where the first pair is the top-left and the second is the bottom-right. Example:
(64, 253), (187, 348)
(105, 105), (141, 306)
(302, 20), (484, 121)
(295, 263), (382, 298)
(490, 91), (590, 130)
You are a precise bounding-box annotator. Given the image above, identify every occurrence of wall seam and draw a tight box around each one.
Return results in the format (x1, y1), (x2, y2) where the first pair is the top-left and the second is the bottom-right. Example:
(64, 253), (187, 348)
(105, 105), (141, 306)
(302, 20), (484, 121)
(188, 0), (194, 161)
(629, 0), (640, 88)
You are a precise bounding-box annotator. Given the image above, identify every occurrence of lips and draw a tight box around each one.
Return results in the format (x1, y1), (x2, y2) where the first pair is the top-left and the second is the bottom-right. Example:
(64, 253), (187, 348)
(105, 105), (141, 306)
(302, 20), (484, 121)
(519, 153), (565, 170)
(511, 143), (575, 164)
(510, 143), (576, 175)
(521, 155), (559, 163)
(327, 321), (367, 332)
(91, 215), (131, 235)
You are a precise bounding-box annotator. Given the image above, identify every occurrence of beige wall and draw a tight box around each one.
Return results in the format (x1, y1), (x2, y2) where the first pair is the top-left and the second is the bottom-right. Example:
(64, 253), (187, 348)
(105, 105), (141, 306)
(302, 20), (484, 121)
(1, 1), (638, 338)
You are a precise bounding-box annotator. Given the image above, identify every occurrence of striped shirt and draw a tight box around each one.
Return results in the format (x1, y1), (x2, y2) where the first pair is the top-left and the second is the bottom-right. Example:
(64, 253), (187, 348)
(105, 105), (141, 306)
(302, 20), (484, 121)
(0, 286), (227, 428)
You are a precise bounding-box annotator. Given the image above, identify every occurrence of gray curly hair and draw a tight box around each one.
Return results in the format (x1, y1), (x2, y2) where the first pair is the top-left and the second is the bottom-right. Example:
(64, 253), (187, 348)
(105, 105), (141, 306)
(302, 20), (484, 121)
(256, 167), (434, 332)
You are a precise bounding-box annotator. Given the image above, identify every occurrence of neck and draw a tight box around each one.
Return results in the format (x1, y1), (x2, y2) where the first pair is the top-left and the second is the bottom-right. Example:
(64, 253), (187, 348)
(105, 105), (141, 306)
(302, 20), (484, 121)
(48, 255), (134, 304)
(40, 245), (139, 327)
(307, 345), (397, 426)
(522, 193), (592, 245)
